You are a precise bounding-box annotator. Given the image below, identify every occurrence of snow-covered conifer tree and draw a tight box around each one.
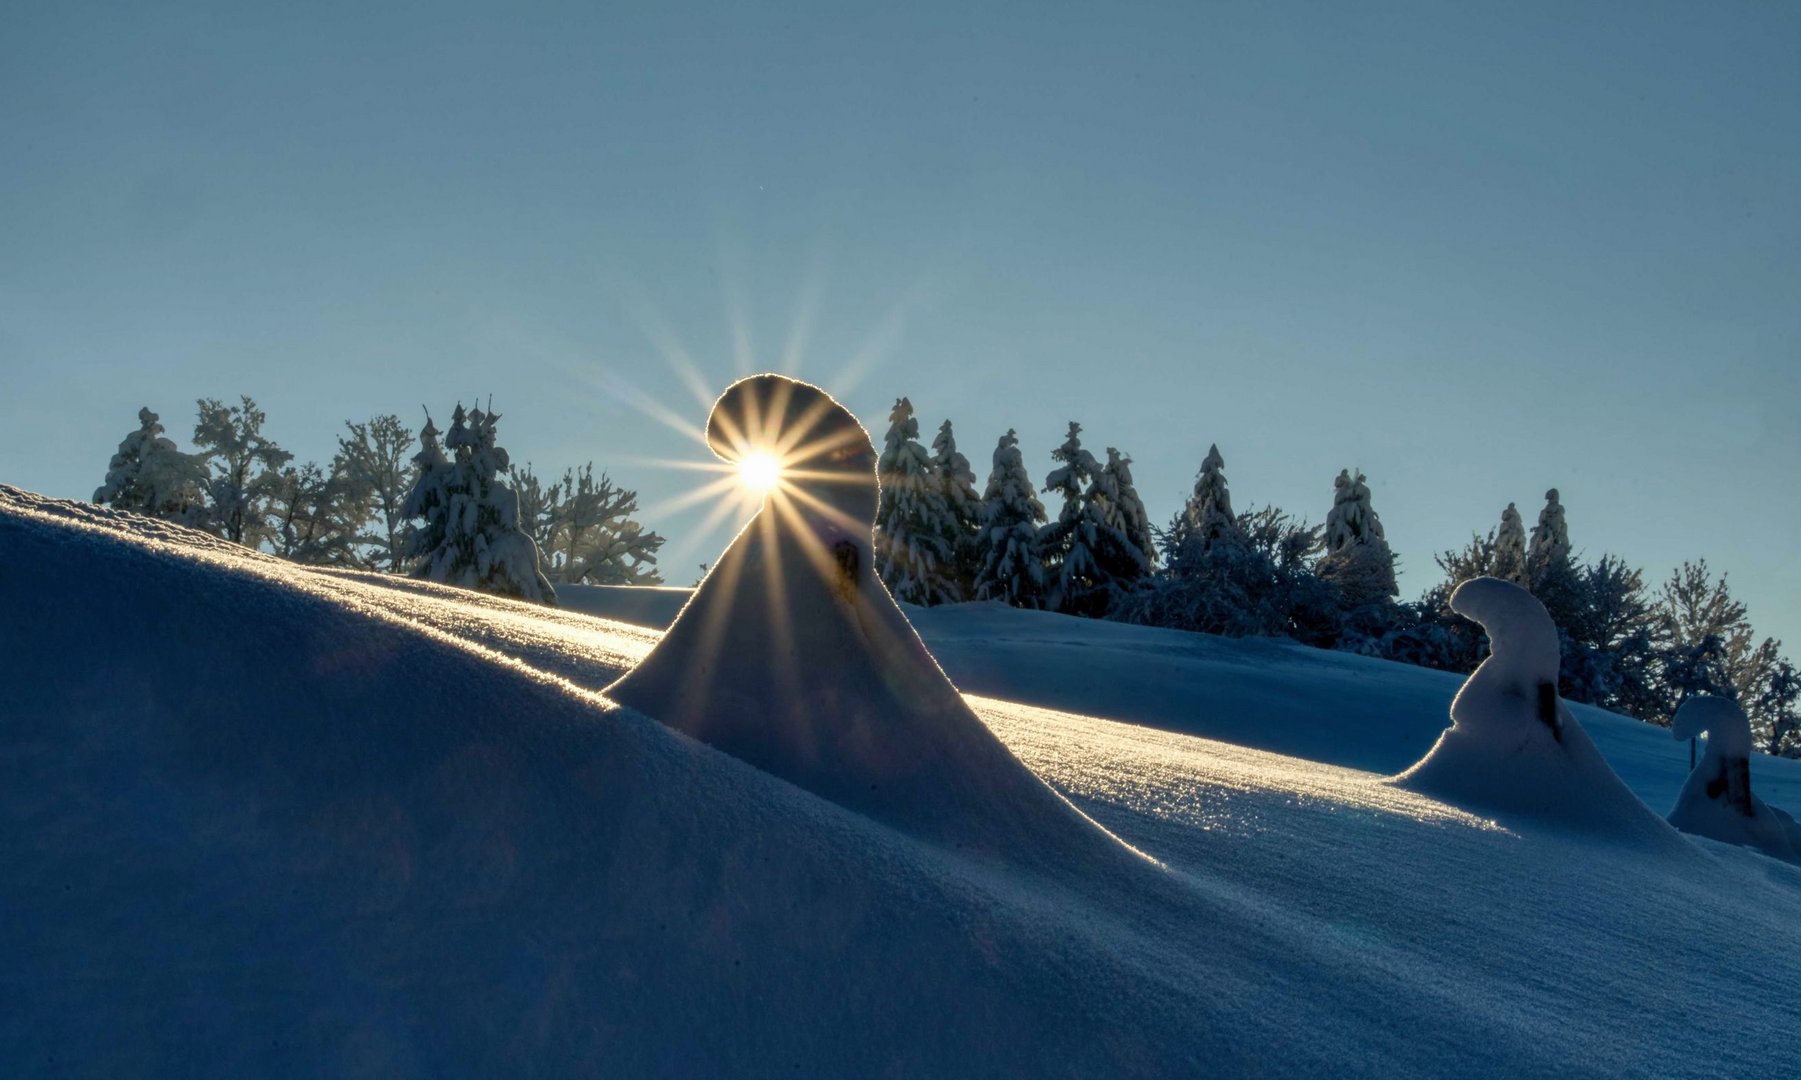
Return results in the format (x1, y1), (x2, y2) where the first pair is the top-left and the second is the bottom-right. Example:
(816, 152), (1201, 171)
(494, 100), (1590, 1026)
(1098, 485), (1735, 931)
(93, 406), (211, 528)
(972, 429), (1047, 608)
(1103, 447), (1154, 571)
(1319, 468), (1397, 605)
(931, 419), (983, 599)
(400, 413), (454, 571)
(1164, 443), (1243, 573)
(192, 396), (292, 548)
(1493, 502), (1528, 584)
(874, 397), (958, 605)
(1527, 488), (1571, 583)
(1036, 422), (1104, 614)
(1038, 423), (1147, 616)
(402, 404), (555, 603)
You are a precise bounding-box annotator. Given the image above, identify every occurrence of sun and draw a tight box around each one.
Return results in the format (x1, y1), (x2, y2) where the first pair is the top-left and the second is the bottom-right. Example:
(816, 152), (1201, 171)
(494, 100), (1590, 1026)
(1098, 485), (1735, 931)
(738, 450), (784, 492)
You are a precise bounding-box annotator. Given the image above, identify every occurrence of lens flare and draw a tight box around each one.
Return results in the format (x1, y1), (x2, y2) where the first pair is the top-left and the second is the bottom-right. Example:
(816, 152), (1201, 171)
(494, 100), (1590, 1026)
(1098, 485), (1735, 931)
(739, 450), (784, 492)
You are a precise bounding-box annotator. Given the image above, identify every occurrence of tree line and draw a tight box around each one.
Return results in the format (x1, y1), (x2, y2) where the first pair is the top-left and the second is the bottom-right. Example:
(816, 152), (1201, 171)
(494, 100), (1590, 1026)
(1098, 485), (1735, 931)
(90, 392), (1797, 757)
(870, 397), (1800, 758)
(91, 398), (665, 600)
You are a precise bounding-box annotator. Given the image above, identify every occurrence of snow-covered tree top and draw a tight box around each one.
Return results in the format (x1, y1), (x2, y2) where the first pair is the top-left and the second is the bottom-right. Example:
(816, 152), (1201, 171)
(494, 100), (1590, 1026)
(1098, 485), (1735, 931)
(1529, 487), (1570, 569)
(1182, 442), (1237, 544)
(983, 429), (1045, 519)
(931, 418), (981, 525)
(883, 396), (920, 449)
(1325, 468), (1386, 552)
(1043, 422), (1099, 508)
(931, 419), (972, 482)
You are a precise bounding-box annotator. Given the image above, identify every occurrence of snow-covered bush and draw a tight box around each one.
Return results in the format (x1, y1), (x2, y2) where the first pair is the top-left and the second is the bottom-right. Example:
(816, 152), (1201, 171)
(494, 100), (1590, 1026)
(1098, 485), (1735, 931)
(1121, 503), (1330, 640)
(972, 429), (1048, 608)
(93, 406), (211, 529)
(401, 404), (555, 604)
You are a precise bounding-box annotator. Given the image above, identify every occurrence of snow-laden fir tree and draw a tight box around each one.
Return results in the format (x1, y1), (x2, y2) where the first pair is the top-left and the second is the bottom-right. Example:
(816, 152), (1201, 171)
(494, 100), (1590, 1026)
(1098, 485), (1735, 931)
(1122, 442), (1338, 638)
(192, 396), (293, 548)
(1036, 422), (1104, 614)
(1163, 443), (1243, 574)
(93, 406), (211, 528)
(1527, 488), (1570, 585)
(401, 413), (454, 570)
(1037, 423), (1149, 616)
(931, 419), (983, 599)
(972, 429), (1048, 608)
(1102, 447), (1154, 571)
(401, 404), (555, 603)
(1319, 468), (1396, 606)
(874, 397), (959, 605)
(1493, 502), (1528, 584)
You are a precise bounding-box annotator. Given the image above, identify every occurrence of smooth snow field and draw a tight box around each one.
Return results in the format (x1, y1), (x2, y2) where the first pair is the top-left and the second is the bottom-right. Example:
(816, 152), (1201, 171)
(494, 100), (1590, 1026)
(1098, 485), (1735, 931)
(5, 484), (1801, 1077)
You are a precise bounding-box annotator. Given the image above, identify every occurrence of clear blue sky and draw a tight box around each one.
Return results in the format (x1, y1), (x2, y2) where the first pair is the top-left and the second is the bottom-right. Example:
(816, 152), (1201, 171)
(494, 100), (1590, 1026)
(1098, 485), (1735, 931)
(3, 2), (1797, 646)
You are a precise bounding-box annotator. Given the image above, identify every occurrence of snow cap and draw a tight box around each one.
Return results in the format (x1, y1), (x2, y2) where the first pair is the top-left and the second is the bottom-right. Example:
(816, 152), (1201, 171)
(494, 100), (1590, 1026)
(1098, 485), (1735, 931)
(1671, 696), (1752, 759)
(708, 373), (876, 517)
(1450, 575), (1560, 686)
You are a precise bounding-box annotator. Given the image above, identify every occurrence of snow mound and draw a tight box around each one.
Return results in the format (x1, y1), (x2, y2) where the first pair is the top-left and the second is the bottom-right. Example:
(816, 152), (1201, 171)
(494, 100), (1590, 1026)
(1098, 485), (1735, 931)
(1668, 696), (1801, 862)
(605, 375), (1139, 868)
(1393, 577), (1682, 847)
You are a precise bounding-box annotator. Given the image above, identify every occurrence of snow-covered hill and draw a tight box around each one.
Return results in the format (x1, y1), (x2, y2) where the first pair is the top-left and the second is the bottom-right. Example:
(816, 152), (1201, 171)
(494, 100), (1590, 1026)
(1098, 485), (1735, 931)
(5, 485), (1801, 1077)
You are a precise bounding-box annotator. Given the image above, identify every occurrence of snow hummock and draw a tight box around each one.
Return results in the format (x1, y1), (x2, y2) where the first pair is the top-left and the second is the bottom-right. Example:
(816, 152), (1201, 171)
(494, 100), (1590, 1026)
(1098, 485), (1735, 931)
(1668, 696), (1801, 861)
(1393, 577), (1682, 846)
(605, 375), (1140, 868)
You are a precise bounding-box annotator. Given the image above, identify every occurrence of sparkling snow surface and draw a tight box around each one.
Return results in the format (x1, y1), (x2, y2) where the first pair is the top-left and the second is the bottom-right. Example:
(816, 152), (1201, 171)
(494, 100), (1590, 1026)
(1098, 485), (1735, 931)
(5, 485), (1801, 1077)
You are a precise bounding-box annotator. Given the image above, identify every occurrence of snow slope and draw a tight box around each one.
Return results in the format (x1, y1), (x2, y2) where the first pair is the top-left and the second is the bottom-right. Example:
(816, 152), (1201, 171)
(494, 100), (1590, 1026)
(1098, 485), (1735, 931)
(5, 485), (1801, 1077)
